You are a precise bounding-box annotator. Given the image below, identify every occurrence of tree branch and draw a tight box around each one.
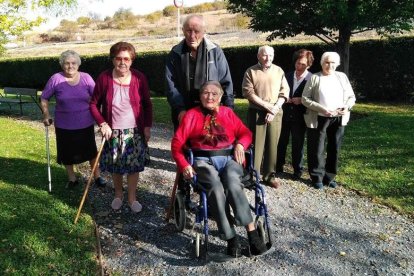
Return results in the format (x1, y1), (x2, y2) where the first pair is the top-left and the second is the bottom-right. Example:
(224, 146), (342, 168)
(314, 33), (336, 46)
(322, 33), (337, 44)
(351, 28), (373, 35)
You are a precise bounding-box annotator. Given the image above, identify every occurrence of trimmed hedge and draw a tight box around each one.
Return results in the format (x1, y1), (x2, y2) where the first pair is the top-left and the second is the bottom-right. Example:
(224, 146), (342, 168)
(0, 36), (413, 101)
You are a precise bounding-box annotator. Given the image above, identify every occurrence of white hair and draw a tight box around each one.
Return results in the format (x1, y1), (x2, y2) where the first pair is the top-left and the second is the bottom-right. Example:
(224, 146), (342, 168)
(320, 52), (340, 66)
(59, 50), (81, 67)
(258, 45), (274, 55)
(182, 15), (205, 29)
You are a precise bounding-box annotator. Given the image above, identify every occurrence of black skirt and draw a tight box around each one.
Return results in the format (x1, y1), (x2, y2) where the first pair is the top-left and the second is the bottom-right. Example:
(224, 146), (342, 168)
(55, 125), (98, 165)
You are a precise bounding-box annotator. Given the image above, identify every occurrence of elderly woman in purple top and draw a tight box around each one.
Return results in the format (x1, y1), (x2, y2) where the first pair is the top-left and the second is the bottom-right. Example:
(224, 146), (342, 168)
(41, 50), (106, 189)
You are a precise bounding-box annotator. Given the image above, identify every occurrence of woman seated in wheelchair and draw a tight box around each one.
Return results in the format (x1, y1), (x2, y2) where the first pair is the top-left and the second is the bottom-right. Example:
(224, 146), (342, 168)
(171, 81), (268, 257)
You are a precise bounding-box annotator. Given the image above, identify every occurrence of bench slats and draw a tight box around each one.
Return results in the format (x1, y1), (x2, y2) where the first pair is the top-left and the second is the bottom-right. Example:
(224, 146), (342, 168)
(4, 87), (38, 96)
(0, 87), (41, 115)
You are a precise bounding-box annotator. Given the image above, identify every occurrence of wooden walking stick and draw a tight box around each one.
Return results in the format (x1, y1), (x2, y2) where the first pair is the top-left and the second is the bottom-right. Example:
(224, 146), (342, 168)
(165, 170), (180, 222)
(74, 138), (106, 224)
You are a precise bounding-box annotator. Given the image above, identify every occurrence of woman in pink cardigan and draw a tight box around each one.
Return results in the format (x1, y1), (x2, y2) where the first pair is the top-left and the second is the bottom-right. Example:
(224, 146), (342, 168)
(171, 81), (267, 257)
(90, 42), (153, 213)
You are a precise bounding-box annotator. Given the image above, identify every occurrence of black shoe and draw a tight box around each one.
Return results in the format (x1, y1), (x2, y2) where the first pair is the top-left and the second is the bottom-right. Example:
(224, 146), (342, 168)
(313, 182), (324, 189)
(66, 180), (79, 189)
(328, 180), (338, 188)
(94, 177), (106, 188)
(226, 236), (241, 258)
(293, 171), (302, 179)
(247, 230), (267, 256)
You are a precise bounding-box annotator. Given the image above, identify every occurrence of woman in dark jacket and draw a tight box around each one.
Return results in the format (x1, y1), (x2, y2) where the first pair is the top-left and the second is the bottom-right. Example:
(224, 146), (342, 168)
(277, 49), (314, 178)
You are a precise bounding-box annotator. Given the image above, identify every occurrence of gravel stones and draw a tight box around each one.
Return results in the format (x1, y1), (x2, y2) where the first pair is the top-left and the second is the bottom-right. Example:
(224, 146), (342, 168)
(84, 123), (414, 275)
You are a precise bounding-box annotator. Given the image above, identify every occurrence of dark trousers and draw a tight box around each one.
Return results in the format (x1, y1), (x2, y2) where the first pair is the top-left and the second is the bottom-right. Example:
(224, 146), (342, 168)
(194, 158), (253, 240)
(277, 120), (306, 174)
(307, 116), (345, 184)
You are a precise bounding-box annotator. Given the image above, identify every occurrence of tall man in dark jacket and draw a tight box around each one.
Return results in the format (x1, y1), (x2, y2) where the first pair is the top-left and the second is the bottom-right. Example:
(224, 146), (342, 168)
(164, 14), (234, 222)
(165, 14), (234, 130)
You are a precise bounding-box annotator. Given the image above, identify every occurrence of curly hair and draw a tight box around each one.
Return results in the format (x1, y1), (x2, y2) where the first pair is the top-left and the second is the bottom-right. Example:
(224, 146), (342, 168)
(109, 41), (136, 61)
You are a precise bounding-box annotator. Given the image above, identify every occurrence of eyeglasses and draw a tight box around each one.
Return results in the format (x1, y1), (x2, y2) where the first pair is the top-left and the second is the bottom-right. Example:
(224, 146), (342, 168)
(114, 56), (131, 62)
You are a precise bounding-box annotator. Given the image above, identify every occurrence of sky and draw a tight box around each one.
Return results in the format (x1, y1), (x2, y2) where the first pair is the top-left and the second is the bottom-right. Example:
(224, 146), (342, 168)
(37, 0), (215, 30)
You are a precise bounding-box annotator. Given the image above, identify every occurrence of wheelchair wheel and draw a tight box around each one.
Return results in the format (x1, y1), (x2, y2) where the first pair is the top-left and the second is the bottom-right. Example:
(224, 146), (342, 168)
(256, 219), (266, 244)
(174, 191), (186, 231)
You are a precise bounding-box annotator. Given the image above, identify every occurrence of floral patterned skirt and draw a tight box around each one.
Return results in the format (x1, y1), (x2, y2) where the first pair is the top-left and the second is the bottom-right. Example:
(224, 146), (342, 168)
(100, 127), (147, 174)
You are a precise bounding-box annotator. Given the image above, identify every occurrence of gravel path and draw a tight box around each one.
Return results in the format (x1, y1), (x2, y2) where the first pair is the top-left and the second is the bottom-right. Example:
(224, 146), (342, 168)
(84, 123), (414, 276)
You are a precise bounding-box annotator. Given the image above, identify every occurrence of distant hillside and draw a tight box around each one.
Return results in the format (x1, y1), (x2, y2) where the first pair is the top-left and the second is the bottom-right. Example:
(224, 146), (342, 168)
(4, 9), (261, 59)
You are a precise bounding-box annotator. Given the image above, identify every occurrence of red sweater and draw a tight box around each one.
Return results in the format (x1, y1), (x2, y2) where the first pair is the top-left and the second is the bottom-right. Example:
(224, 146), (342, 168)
(171, 106), (252, 172)
(90, 69), (153, 132)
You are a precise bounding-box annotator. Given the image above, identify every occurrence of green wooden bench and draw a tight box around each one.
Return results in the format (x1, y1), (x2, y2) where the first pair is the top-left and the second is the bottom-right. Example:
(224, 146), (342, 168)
(0, 87), (42, 115)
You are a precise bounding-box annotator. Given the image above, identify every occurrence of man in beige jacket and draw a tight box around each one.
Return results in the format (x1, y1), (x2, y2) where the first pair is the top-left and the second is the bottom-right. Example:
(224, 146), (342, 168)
(242, 45), (289, 188)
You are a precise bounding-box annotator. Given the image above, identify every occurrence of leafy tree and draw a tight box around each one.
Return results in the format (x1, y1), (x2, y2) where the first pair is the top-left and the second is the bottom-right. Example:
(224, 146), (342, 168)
(0, 0), (76, 55)
(77, 16), (92, 26)
(163, 5), (176, 17)
(227, 0), (414, 74)
(56, 19), (79, 39)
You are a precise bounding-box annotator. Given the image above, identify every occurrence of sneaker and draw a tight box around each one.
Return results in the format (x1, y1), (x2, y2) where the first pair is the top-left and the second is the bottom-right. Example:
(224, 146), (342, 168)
(111, 197), (123, 211)
(94, 177), (106, 188)
(247, 230), (268, 256)
(313, 182), (324, 189)
(66, 180), (79, 189)
(328, 180), (338, 188)
(129, 201), (143, 213)
(226, 236), (240, 258)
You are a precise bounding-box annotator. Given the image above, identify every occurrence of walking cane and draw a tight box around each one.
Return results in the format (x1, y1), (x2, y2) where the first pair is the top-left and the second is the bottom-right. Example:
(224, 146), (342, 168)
(45, 119), (53, 193)
(74, 137), (106, 224)
(165, 170), (180, 222)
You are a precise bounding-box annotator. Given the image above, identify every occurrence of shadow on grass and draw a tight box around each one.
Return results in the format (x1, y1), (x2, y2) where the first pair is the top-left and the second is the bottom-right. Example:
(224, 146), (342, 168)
(0, 156), (80, 202)
(0, 156), (97, 274)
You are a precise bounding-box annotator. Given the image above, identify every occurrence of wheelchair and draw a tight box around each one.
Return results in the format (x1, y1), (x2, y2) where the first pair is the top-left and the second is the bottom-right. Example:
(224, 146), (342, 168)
(173, 147), (272, 259)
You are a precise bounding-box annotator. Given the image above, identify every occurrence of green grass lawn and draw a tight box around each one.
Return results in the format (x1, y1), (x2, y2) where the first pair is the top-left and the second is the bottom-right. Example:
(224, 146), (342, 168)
(0, 98), (413, 274)
(0, 117), (98, 274)
(338, 103), (414, 214)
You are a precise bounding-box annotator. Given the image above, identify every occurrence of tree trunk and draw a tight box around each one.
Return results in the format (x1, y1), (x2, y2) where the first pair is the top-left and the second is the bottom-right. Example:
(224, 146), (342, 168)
(337, 30), (351, 76)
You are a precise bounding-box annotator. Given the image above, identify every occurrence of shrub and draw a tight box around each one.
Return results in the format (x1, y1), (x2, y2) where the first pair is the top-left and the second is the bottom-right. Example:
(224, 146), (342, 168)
(163, 5), (176, 17)
(145, 12), (162, 24)
(0, 37), (413, 101)
(77, 16), (92, 26)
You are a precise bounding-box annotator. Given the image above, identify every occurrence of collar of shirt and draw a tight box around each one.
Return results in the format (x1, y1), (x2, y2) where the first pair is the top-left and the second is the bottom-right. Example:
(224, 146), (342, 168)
(292, 70), (309, 94)
(294, 70), (309, 82)
(258, 62), (272, 70)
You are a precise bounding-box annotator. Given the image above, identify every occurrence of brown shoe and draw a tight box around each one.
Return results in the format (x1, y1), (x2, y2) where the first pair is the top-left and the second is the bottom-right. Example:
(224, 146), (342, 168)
(266, 175), (280, 189)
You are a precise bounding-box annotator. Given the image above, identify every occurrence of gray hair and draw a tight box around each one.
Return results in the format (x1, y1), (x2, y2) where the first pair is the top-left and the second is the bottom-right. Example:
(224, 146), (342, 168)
(182, 15), (206, 29)
(200, 81), (224, 96)
(258, 45), (274, 55)
(59, 50), (81, 67)
(320, 51), (340, 66)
